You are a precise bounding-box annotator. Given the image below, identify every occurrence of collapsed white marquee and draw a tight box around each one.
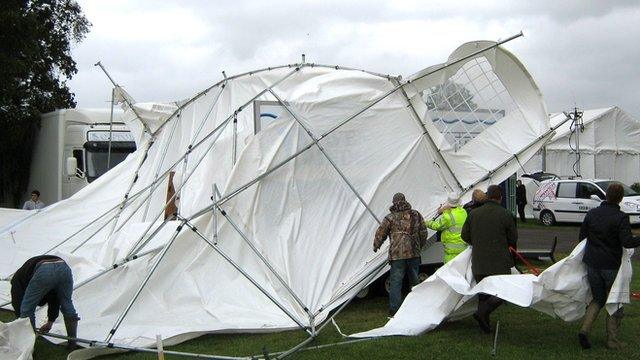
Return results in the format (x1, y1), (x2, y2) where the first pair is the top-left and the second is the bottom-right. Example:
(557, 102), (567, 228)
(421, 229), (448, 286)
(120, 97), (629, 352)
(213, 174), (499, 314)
(0, 35), (553, 355)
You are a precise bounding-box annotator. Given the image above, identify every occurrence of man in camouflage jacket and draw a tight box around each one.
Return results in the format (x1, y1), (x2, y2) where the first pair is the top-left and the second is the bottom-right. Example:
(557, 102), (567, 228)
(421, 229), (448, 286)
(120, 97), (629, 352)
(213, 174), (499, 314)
(373, 193), (428, 316)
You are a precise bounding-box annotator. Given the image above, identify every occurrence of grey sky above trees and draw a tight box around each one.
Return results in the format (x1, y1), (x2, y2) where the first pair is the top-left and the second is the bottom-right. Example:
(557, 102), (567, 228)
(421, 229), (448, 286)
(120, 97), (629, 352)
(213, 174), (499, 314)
(69, 0), (640, 116)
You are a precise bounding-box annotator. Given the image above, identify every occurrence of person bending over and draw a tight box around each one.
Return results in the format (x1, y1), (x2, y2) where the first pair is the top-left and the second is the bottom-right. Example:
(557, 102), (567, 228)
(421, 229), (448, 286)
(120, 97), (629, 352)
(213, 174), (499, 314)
(11, 255), (80, 350)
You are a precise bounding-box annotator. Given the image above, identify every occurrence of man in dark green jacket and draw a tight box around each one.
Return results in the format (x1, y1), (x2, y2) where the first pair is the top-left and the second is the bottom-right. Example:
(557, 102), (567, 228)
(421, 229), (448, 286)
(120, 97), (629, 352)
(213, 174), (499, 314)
(461, 185), (517, 333)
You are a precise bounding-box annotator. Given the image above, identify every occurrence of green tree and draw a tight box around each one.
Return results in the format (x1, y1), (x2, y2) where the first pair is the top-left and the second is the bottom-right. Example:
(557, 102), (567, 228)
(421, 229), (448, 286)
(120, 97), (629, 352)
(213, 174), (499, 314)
(423, 80), (478, 112)
(0, 0), (90, 206)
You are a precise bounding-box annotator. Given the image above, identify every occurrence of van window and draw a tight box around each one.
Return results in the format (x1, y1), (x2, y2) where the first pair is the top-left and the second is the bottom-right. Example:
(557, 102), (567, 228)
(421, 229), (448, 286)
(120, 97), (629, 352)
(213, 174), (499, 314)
(596, 181), (639, 197)
(577, 182), (604, 199)
(557, 182), (577, 198)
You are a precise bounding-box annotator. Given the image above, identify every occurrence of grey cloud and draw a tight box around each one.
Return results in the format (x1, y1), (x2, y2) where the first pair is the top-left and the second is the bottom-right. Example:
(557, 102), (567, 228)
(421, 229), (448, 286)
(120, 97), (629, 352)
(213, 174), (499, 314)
(70, 1), (640, 118)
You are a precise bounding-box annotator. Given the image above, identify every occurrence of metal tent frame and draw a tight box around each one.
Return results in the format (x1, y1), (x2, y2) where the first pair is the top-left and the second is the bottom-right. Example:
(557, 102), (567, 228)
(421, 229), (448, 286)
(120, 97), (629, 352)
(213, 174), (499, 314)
(2, 32), (557, 360)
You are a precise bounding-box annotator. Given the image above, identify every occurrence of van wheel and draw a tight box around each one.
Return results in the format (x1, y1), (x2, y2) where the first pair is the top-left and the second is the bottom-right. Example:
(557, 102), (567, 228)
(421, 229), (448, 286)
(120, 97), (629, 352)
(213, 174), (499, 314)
(418, 271), (429, 283)
(356, 286), (370, 299)
(540, 210), (556, 226)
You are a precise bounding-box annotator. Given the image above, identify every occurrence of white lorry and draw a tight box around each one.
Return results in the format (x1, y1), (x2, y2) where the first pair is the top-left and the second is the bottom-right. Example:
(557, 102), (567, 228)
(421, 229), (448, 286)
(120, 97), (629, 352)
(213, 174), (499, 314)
(26, 109), (136, 205)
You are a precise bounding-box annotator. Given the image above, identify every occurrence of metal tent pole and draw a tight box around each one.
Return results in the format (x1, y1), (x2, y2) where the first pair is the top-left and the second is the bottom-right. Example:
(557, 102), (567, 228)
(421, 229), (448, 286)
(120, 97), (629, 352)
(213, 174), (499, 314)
(312, 257), (388, 318)
(41, 206), (120, 255)
(142, 111), (182, 221)
(39, 332), (246, 360)
(105, 138), (157, 240)
(232, 113), (238, 165)
(461, 116), (570, 192)
(72, 245), (162, 291)
(212, 206), (312, 317)
(125, 115), (235, 258)
(124, 67), (303, 254)
(274, 259), (388, 359)
(395, 85), (462, 191)
(188, 34), (525, 222)
(107, 87), (115, 170)
(150, 64), (302, 139)
(94, 61), (152, 135)
(105, 221), (185, 342)
(181, 219), (312, 335)
(267, 89), (382, 224)
(173, 85), (227, 220)
(303, 63), (394, 80)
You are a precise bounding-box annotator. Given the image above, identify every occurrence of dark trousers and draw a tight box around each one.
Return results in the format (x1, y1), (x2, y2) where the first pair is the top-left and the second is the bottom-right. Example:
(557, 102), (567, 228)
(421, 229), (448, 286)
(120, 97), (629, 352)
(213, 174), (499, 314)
(586, 264), (618, 308)
(474, 274), (505, 311)
(389, 257), (421, 314)
(517, 203), (526, 222)
(20, 262), (77, 326)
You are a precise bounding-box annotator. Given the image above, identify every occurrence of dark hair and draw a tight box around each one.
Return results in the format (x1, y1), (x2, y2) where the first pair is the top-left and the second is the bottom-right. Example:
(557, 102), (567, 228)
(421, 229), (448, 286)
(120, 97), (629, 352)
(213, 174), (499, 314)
(486, 185), (502, 201)
(31, 190), (40, 197)
(606, 182), (624, 203)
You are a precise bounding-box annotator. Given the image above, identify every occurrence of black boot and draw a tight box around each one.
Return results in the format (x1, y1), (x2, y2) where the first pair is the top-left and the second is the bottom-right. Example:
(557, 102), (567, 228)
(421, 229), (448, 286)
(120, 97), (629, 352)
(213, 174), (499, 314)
(486, 296), (505, 314)
(473, 298), (491, 334)
(63, 316), (79, 351)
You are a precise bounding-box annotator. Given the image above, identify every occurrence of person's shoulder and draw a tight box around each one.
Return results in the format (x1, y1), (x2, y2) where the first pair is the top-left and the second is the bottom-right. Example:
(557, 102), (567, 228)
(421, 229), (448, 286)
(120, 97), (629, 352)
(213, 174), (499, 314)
(411, 209), (424, 217)
(383, 212), (396, 222)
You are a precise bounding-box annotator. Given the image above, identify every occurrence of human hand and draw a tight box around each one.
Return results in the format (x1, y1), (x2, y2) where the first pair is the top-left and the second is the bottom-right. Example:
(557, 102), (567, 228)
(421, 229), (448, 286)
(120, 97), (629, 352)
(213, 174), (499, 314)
(437, 204), (451, 214)
(39, 321), (53, 333)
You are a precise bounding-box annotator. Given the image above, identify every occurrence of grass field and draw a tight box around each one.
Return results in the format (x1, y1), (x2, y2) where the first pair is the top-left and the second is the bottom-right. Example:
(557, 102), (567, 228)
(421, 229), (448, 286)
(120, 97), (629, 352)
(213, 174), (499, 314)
(2, 261), (639, 359)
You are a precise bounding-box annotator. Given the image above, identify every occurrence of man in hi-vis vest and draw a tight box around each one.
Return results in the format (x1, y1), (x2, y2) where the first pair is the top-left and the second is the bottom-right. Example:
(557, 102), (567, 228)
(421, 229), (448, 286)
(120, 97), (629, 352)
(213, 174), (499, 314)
(426, 193), (468, 263)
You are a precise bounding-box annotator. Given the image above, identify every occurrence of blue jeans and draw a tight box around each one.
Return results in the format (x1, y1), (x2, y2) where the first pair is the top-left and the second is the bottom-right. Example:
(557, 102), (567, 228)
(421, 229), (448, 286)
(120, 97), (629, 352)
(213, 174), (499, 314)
(20, 262), (77, 325)
(389, 257), (421, 314)
(586, 264), (618, 308)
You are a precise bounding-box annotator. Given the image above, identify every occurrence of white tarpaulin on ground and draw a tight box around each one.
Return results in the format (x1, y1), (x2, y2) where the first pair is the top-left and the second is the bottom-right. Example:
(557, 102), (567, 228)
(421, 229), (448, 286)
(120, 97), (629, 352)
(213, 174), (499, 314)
(0, 318), (35, 360)
(0, 38), (552, 353)
(351, 240), (633, 338)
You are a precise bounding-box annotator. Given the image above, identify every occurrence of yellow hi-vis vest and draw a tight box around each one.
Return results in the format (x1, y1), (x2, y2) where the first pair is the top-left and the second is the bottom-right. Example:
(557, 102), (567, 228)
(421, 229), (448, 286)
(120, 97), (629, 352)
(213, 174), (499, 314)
(426, 206), (468, 263)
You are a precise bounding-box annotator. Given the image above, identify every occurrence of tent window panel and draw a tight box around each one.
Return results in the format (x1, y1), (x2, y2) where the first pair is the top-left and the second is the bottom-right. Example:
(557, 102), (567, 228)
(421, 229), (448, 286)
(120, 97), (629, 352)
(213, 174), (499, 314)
(421, 56), (518, 152)
(253, 100), (288, 134)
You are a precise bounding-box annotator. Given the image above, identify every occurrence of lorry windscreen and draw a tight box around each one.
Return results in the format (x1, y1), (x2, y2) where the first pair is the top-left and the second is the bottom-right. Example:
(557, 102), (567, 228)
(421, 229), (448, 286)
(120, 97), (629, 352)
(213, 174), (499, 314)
(84, 141), (136, 182)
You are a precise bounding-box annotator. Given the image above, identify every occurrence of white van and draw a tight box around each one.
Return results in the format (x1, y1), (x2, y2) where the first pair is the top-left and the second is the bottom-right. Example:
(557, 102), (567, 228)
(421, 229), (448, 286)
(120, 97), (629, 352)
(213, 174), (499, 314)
(532, 179), (640, 226)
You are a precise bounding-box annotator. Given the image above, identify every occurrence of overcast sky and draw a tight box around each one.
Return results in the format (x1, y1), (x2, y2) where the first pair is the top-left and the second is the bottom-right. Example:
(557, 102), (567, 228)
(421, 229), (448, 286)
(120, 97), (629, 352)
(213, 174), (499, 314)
(68, 0), (640, 116)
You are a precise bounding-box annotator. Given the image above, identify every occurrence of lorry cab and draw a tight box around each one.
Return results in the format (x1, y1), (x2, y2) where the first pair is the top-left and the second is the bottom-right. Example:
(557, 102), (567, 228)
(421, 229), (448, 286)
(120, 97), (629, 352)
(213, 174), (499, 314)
(27, 109), (137, 205)
(532, 179), (640, 226)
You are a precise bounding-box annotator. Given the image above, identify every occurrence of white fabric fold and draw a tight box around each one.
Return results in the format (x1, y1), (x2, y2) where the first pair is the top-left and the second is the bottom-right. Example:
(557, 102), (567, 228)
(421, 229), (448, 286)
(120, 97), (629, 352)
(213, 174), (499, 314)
(351, 240), (632, 338)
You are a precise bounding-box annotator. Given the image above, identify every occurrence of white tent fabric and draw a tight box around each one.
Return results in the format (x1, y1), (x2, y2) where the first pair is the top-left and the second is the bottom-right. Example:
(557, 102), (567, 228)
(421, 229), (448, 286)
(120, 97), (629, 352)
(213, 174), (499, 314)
(520, 106), (640, 217)
(0, 318), (35, 360)
(351, 241), (633, 338)
(0, 209), (32, 234)
(0, 39), (551, 352)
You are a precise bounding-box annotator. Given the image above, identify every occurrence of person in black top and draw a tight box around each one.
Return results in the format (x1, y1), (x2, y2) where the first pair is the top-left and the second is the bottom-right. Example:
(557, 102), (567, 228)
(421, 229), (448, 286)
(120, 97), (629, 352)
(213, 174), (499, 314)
(10, 255), (79, 350)
(577, 182), (640, 350)
(463, 189), (486, 213)
(515, 180), (527, 222)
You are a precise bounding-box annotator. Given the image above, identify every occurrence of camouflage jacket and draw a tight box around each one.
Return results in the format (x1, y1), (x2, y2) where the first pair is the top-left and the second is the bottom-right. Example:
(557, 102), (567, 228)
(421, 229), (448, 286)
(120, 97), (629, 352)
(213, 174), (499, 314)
(373, 201), (428, 260)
